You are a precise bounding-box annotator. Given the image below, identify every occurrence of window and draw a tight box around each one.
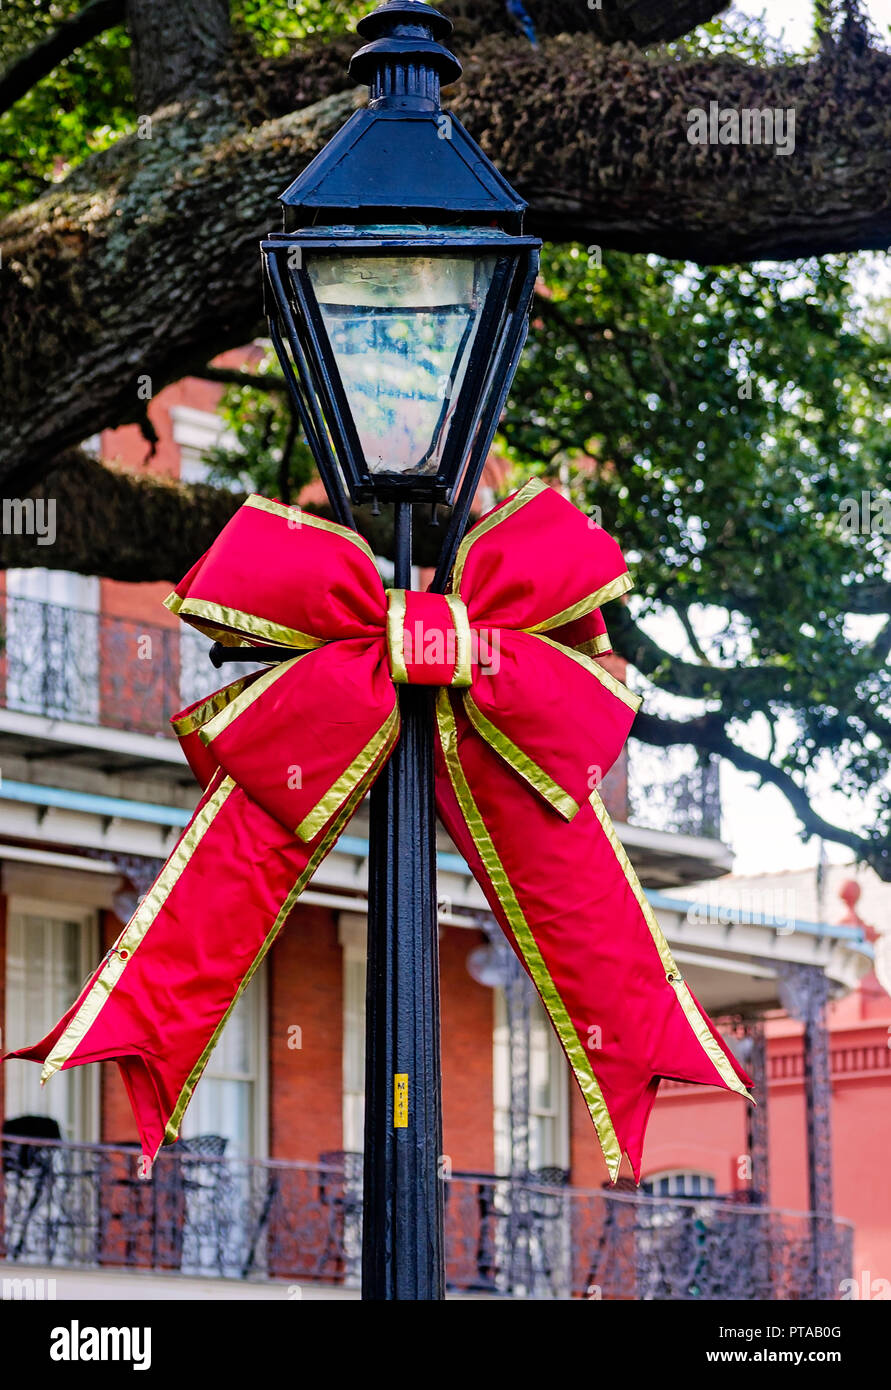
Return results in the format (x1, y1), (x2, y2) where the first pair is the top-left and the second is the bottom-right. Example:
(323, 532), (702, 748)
(171, 405), (226, 487)
(5, 570), (99, 723)
(179, 968), (266, 1159)
(341, 928), (366, 1154)
(642, 1171), (717, 1199)
(4, 904), (98, 1141)
(493, 990), (569, 1177)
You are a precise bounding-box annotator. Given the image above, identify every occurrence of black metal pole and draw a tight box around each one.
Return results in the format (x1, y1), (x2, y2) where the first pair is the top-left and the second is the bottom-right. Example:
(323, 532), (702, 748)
(362, 501), (445, 1300)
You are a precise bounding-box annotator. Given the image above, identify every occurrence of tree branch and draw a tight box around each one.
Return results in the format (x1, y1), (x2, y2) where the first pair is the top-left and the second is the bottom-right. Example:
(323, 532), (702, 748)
(126, 0), (230, 111)
(611, 604), (891, 745)
(608, 603), (793, 701)
(633, 709), (891, 877)
(844, 579), (891, 614)
(675, 604), (714, 666)
(0, 449), (245, 582)
(3, 33), (891, 490)
(196, 365), (286, 394)
(0, 449), (456, 580)
(0, 0), (127, 118)
(446, 0), (732, 46)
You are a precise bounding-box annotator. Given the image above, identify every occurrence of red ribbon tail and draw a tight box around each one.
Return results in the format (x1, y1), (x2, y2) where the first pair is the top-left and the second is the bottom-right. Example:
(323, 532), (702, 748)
(602, 984), (753, 1184)
(2, 773), (368, 1159)
(434, 691), (752, 1184)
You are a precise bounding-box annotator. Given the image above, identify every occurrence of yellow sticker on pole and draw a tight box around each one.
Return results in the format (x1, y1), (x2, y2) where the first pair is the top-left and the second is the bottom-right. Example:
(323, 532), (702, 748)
(394, 1073), (408, 1128)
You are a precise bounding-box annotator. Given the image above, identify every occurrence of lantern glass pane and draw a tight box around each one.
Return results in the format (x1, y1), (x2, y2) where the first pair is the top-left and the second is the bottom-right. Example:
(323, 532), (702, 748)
(306, 253), (498, 476)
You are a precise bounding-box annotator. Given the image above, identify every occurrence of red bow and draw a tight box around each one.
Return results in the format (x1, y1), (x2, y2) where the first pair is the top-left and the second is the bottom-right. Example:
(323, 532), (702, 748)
(7, 480), (750, 1178)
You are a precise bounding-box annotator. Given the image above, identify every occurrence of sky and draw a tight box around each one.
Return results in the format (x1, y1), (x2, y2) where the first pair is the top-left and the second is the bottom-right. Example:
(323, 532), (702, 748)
(746, 0), (891, 45)
(663, 2), (891, 882)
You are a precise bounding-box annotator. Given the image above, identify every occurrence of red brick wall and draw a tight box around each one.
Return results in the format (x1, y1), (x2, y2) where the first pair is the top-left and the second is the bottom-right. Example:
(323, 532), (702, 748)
(269, 904), (343, 1163)
(440, 926), (495, 1173)
(570, 1085), (613, 1189)
(266, 914), (496, 1170)
(100, 580), (178, 626)
(98, 347), (262, 488)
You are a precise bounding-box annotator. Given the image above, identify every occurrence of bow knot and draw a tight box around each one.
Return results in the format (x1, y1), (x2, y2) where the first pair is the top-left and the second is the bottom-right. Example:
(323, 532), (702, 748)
(386, 589), (473, 688)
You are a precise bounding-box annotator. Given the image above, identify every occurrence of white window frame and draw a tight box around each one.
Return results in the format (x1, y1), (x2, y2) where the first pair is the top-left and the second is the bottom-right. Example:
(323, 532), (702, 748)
(170, 405), (228, 485)
(493, 989), (570, 1177)
(4, 570), (100, 724)
(643, 1169), (717, 1199)
(179, 962), (268, 1160)
(340, 914), (367, 1155)
(4, 896), (100, 1143)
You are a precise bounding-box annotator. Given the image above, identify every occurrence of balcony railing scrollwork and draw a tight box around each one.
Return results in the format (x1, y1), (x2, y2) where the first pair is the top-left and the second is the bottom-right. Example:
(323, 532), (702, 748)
(0, 1139), (852, 1300)
(0, 594), (260, 737)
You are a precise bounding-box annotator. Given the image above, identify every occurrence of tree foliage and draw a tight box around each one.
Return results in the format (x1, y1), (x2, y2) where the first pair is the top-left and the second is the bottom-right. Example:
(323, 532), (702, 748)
(509, 246), (891, 868)
(0, 2), (132, 217)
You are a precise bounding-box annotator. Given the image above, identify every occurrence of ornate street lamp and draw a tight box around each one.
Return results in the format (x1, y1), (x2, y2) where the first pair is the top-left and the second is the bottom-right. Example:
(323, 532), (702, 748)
(262, 0), (541, 1300)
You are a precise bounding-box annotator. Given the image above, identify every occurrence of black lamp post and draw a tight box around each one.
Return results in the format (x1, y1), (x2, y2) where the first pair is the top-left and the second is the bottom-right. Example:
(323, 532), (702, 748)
(260, 0), (540, 1300)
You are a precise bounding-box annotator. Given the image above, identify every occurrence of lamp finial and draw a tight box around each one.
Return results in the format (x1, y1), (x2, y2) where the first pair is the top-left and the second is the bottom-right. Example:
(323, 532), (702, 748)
(351, 2), (461, 106)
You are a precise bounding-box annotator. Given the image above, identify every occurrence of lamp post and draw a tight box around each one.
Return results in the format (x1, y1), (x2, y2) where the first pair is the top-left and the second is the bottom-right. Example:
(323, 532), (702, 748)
(259, 0), (540, 1300)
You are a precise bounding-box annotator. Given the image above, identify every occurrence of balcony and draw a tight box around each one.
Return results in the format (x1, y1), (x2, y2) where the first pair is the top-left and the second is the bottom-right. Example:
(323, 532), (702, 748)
(0, 593), (245, 738)
(0, 1138), (852, 1301)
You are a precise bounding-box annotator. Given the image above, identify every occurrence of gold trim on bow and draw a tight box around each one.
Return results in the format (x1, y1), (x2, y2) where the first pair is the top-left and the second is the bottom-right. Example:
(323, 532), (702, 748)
(445, 594), (473, 688)
(295, 704), (401, 842)
(531, 631), (642, 713)
(385, 589), (409, 685)
(449, 479), (633, 643)
(164, 592), (327, 652)
(164, 734), (390, 1145)
(198, 656), (304, 747)
(588, 789), (753, 1102)
(41, 776), (237, 1082)
(576, 633), (612, 657)
(387, 589), (474, 689)
(436, 690), (622, 1181)
(523, 571), (634, 635)
(171, 674), (260, 738)
(245, 495), (376, 565)
(463, 693), (579, 821)
(451, 478), (548, 592)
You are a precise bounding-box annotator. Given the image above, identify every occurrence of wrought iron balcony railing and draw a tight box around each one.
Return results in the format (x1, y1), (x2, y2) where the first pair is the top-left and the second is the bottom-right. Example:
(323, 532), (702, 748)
(0, 1138), (852, 1300)
(0, 593), (256, 738)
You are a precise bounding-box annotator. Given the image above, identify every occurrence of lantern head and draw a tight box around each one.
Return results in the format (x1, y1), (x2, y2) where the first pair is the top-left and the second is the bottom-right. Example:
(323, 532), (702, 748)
(262, 1), (540, 513)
